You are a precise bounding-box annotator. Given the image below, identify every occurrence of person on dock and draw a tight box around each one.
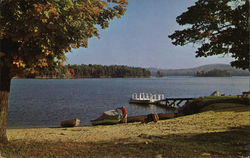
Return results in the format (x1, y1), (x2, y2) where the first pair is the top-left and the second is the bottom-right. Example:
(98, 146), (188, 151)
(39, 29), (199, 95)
(116, 106), (128, 123)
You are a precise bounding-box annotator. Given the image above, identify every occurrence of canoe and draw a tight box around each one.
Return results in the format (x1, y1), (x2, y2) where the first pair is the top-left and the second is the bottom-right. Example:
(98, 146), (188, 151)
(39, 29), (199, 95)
(127, 113), (175, 123)
(127, 115), (146, 123)
(157, 113), (175, 120)
(61, 118), (80, 127)
(91, 118), (121, 126)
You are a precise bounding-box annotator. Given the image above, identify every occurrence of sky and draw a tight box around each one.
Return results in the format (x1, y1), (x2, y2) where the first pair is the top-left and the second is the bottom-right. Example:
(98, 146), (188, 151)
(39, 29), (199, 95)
(66, 0), (233, 69)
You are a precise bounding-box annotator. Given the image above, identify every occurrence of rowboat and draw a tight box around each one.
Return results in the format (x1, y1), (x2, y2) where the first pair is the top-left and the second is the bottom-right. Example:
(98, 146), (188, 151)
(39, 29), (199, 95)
(157, 113), (175, 120)
(91, 118), (121, 126)
(127, 115), (146, 123)
(61, 118), (80, 127)
(127, 113), (175, 123)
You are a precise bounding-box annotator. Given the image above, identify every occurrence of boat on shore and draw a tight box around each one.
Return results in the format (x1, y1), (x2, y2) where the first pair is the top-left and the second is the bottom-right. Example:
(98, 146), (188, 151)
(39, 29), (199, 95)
(91, 118), (121, 125)
(126, 113), (175, 123)
(61, 118), (80, 127)
(91, 110), (121, 126)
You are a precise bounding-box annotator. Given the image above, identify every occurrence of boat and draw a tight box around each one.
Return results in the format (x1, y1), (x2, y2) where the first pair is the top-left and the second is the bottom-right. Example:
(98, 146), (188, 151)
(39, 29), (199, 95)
(91, 110), (121, 126)
(61, 118), (80, 127)
(157, 113), (175, 120)
(127, 113), (175, 123)
(127, 115), (146, 123)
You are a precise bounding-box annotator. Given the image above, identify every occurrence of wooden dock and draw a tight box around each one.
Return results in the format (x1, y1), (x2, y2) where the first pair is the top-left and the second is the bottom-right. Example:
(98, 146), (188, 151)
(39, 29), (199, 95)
(129, 93), (165, 104)
(155, 97), (195, 108)
(129, 93), (196, 108)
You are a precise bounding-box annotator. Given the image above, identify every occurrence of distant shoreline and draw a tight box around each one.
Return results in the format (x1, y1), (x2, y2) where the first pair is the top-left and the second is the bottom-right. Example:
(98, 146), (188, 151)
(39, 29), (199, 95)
(12, 75), (250, 79)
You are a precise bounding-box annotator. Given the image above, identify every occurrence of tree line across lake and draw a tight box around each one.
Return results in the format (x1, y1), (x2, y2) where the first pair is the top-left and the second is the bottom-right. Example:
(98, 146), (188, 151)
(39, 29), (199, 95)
(196, 69), (231, 77)
(25, 64), (151, 79)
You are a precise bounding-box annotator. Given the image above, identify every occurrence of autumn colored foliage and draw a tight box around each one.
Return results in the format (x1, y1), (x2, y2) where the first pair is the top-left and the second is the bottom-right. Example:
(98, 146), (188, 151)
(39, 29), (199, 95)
(0, 0), (127, 144)
(0, 0), (127, 77)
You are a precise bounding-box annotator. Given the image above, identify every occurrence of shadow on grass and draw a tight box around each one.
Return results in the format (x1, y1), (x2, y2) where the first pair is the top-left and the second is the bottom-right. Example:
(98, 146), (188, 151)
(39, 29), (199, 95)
(185, 125), (250, 156)
(1, 126), (249, 158)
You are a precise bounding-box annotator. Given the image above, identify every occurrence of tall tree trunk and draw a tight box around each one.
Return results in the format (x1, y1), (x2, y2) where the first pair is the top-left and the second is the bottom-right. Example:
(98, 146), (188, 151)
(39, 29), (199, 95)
(0, 65), (11, 144)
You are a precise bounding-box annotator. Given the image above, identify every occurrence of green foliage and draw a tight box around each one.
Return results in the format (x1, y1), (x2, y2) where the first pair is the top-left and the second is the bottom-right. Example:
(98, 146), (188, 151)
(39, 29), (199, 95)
(0, 0), (127, 77)
(32, 64), (151, 78)
(196, 69), (231, 77)
(169, 0), (249, 70)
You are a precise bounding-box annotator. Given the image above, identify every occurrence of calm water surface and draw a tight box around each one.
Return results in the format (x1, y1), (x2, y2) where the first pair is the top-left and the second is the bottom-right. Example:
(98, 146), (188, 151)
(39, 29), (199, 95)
(8, 76), (249, 128)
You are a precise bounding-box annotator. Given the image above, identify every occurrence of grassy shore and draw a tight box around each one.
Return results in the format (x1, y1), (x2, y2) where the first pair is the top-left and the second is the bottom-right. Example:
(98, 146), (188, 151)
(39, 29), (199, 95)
(0, 97), (249, 157)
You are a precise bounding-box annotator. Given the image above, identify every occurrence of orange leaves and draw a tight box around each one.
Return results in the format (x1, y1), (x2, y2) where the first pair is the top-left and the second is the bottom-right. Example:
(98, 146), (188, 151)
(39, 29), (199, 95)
(45, 51), (54, 56)
(33, 4), (42, 13)
(92, 7), (101, 15)
(49, 7), (59, 16)
(115, 13), (121, 19)
(33, 2), (59, 23)
(107, 0), (128, 6)
(37, 58), (49, 67)
(63, 48), (71, 53)
(99, 1), (108, 8)
(12, 58), (26, 68)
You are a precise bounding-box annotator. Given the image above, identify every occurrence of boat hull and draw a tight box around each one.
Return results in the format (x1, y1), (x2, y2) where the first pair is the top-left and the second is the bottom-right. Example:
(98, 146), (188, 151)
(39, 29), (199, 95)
(127, 115), (146, 123)
(158, 113), (175, 120)
(61, 119), (80, 127)
(91, 119), (120, 126)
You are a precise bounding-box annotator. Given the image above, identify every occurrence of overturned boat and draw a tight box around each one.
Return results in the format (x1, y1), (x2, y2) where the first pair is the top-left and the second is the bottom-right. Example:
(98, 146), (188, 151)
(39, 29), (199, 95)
(91, 110), (121, 126)
(61, 118), (80, 127)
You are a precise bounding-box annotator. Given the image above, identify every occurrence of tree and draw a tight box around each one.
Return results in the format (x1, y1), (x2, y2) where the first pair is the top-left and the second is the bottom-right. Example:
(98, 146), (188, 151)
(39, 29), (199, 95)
(169, 0), (249, 70)
(196, 69), (231, 77)
(0, 0), (127, 143)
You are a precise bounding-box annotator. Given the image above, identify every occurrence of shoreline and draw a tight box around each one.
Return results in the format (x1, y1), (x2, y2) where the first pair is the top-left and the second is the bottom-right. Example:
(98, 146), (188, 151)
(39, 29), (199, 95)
(2, 102), (249, 157)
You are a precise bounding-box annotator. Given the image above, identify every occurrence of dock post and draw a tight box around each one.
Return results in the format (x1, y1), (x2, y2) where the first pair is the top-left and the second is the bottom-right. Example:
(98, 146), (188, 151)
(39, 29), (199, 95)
(132, 93), (135, 99)
(142, 93), (145, 100)
(161, 94), (164, 100)
(158, 94), (161, 101)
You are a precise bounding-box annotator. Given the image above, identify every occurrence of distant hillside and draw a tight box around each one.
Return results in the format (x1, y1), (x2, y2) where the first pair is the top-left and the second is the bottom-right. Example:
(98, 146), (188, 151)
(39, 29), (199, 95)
(149, 64), (250, 76)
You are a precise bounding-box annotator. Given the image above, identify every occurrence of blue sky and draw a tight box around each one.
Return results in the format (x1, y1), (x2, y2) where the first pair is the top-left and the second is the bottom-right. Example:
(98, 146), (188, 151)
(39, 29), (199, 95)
(66, 0), (233, 69)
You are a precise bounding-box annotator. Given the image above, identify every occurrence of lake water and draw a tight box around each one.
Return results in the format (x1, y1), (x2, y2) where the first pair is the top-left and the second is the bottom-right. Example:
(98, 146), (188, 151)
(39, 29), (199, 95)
(8, 76), (249, 128)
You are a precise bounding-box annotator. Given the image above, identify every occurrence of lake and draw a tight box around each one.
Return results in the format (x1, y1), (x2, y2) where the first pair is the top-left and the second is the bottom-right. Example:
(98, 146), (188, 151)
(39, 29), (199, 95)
(8, 76), (249, 128)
